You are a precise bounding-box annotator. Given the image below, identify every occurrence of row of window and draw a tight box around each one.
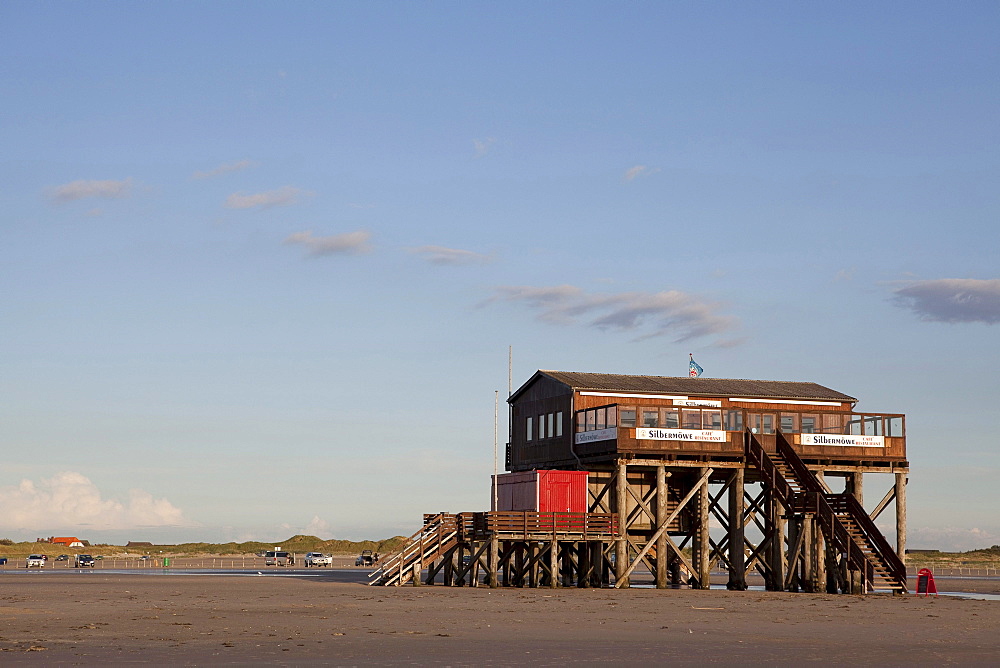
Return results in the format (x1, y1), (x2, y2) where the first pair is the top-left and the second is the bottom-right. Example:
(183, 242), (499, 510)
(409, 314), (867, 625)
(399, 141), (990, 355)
(526, 411), (564, 441)
(577, 406), (726, 431)
(573, 406), (904, 436)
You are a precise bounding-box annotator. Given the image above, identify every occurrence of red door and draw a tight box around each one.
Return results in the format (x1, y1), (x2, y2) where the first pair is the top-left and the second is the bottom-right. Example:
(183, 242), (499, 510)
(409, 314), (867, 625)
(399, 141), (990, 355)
(544, 481), (573, 512)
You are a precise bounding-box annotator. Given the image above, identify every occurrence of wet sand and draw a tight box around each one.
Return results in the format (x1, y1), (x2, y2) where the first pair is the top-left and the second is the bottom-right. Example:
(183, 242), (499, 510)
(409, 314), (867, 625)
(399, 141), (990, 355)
(1, 572), (997, 665)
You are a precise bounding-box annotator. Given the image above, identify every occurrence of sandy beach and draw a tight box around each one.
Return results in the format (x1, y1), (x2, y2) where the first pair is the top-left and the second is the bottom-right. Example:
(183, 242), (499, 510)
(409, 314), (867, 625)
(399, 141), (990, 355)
(1, 570), (997, 665)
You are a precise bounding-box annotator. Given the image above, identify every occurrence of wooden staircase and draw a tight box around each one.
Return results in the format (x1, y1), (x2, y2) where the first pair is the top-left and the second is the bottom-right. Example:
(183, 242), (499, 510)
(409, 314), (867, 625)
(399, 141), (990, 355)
(368, 513), (459, 586)
(745, 430), (906, 593)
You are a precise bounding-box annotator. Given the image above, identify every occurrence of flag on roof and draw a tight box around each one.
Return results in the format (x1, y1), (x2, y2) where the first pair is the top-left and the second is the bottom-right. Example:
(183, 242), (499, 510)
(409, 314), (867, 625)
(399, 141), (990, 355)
(689, 354), (703, 378)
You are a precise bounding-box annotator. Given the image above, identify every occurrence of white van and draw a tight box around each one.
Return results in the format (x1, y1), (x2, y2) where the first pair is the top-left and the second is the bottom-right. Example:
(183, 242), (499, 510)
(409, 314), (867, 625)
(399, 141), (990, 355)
(264, 551), (292, 566)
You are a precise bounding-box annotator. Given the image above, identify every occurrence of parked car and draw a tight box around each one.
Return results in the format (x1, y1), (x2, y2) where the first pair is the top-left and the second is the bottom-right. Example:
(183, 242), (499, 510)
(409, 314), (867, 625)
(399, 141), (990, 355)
(56, 554), (70, 561)
(25, 555), (46, 568)
(264, 551), (292, 566)
(0, 557), (7, 565)
(304, 552), (333, 567)
(75, 554), (96, 568)
(139, 555), (151, 560)
(356, 550), (374, 567)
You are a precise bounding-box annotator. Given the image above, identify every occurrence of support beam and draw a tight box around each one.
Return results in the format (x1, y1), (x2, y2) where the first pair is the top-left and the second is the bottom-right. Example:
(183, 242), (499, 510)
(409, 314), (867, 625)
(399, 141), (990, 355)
(615, 468), (713, 587)
(847, 472), (864, 506)
(727, 468), (747, 590)
(870, 486), (896, 522)
(656, 465), (669, 588)
(695, 467), (712, 589)
(614, 461), (629, 588)
(488, 534), (499, 588)
(895, 472), (907, 565)
(768, 491), (786, 591)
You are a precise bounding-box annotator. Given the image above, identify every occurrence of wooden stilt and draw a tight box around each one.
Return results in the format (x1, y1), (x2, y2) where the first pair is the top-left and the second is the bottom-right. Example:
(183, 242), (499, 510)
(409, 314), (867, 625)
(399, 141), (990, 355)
(802, 515), (815, 592)
(787, 517), (801, 592)
(768, 490), (786, 591)
(577, 541), (590, 588)
(488, 535), (499, 588)
(814, 471), (827, 592)
(727, 467), (747, 590)
(895, 472), (907, 566)
(695, 467), (711, 589)
(615, 461), (629, 588)
(848, 471), (864, 505)
(656, 465), (669, 588)
(549, 538), (559, 589)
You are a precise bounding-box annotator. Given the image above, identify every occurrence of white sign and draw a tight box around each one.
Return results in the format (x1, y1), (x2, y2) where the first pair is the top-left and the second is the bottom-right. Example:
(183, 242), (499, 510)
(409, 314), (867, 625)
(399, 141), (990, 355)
(636, 428), (727, 442)
(673, 399), (722, 408)
(575, 428), (618, 444)
(800, 434), (885, 448)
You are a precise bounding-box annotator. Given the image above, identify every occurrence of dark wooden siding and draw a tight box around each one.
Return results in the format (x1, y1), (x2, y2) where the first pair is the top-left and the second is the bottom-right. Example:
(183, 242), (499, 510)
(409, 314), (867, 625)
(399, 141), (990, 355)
(509, 375), (575, 471)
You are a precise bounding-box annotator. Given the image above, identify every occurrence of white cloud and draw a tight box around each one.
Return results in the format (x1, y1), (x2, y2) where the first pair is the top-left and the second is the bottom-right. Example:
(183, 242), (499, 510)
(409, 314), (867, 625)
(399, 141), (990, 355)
(623, 165), (648, 181)
(0, 472), (193, 532)
(225, 186), (309, 210)
(284, 229), (372, 257)
(484, 284), (739, 343)
(892, 278), (1000, 324)
(410, 245), (491, 266)
(623, 165), (661, 182)
(473, 137), (497, 157)
(304, 516), (333, 539)
(193, 159), (257, 179)
(49, 178), (132, 203)
(834, 267), (856, 282)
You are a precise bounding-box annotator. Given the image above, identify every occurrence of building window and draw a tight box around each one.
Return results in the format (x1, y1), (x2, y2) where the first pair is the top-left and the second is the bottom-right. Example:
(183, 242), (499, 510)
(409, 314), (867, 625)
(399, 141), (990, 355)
(620, 408), (636, 428)
(780, 413), (798, 433)
(725, 410), (743, 432)
(762, 414), (774, 434)
(801, 415), (817, 434)
(547, 413), (555, 438)
(556, 411), (563, 437)
(538, 414), (546, 439)
(682, 409), (701, 429)
(642, 410), (658, 428)
(863, 416), (883, 436)
(704, 410), (722, 430)
(661, 409), (679, 428)
(527, 417), (533, 441)
(595, 407), (606, 430)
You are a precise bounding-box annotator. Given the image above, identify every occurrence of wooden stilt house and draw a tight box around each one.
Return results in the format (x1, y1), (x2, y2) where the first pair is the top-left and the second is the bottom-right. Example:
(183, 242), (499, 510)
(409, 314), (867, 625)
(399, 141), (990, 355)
(371, 370), (909, 595)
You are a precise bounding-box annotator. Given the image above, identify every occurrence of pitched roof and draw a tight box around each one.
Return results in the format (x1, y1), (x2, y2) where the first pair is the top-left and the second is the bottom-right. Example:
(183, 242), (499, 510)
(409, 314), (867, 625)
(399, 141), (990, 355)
(512, 370), (856, 403)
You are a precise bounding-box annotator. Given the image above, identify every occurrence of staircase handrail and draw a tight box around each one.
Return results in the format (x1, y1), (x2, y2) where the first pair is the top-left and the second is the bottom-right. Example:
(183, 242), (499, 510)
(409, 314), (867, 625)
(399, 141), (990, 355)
(747, 430), (905, 592)
(744, 430), (795, 505)
(828, 492), (907, 587)
(773, 431), (825, 495)
(368, 512), (458, 585)
(805, 491), (877, 585)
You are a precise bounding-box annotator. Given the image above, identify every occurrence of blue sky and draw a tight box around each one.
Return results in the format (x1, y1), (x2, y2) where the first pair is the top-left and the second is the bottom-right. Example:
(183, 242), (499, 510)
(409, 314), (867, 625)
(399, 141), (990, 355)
(2, 2), (998, 550)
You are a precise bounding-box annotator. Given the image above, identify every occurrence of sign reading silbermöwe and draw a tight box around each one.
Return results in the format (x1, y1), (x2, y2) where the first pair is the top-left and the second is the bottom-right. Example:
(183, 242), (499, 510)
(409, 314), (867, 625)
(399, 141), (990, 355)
(636, 428), (727, 442)
(672, 399), (722, 408)
(575, 428), (618, 444)
(799, 434), (885, 447)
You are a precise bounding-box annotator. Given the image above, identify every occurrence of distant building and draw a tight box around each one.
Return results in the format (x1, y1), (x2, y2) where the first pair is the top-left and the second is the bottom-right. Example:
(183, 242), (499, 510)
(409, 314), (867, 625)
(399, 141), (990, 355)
(51, 537), (85, 548)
